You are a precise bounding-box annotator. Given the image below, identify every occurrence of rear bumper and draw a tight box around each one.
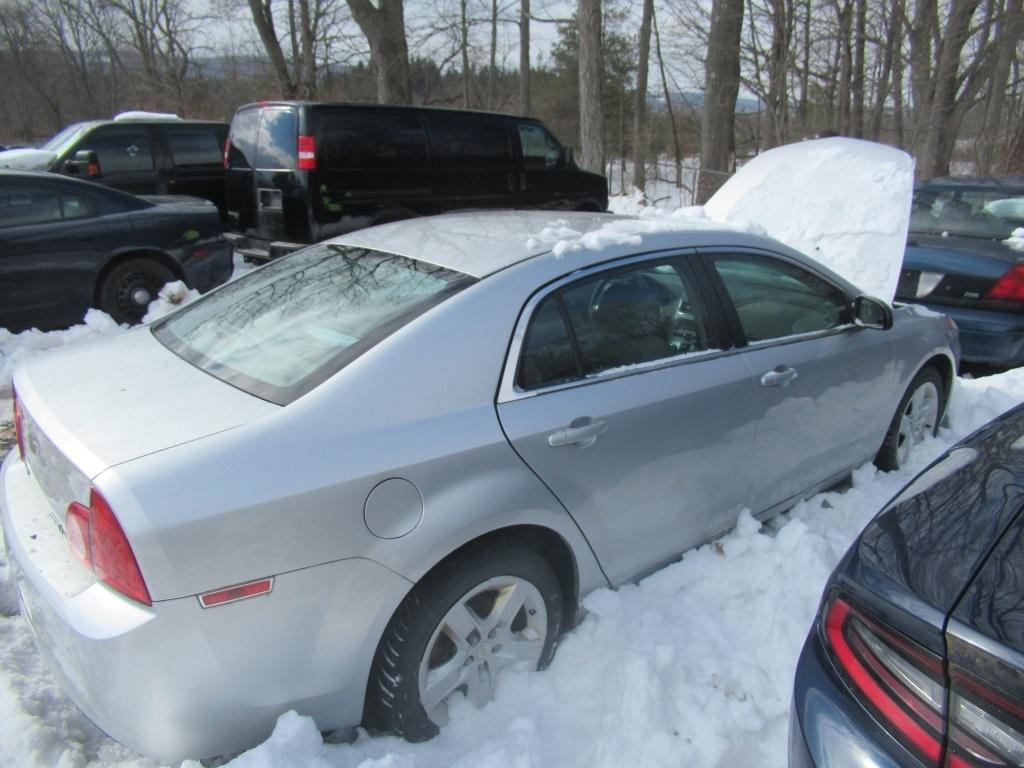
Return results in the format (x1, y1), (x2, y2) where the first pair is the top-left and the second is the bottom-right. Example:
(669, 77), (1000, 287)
(1, 451), (412, 762)
(789, 624), (924, 768)
(223, 232), (304, 263)
(913, 301), (1024, 366)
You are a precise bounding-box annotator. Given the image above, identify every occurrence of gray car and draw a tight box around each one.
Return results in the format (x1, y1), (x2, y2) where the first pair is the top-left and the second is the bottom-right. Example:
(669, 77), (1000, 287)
(1, 211), (958, 761)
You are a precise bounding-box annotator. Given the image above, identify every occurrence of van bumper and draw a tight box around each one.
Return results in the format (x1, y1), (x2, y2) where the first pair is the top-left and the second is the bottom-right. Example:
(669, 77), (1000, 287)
(224, 233), (305, 263)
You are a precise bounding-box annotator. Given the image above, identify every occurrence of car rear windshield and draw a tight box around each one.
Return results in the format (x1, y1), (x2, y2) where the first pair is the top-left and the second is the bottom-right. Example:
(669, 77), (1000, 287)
(153, 244), (474, 404)
(911, 186), (1024, 240)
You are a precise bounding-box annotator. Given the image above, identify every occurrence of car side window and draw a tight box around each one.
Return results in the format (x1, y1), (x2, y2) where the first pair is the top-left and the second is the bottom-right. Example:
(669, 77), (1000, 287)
(78, 127), (154, 174)
(517, 258), (711, 390)
(167, 127), (223, 167)
(518, 124), (562, 169)
(0, 186), (95, 227)
(713, 254), (850, 343)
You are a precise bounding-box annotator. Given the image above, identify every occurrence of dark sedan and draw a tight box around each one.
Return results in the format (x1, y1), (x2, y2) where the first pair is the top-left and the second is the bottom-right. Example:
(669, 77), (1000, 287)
(0, 170), (231, 330)
(790, 403), (1024, 768)
(898, 176), (1024, 367)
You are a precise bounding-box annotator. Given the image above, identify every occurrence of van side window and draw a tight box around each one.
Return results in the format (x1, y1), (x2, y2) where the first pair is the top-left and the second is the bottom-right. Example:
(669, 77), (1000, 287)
(518, 124), (563, 168)
(78, 127), (154, 174)
(228, 110), (260, 169)
(254, 109), (297, 170)
(168, 127), (223, 167)
(321, 111), (428, 170)
(427, 113), (513, 169)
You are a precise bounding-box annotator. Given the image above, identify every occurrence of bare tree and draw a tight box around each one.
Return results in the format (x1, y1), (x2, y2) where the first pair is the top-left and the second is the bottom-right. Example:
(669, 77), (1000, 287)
(630, 0), (654, 190)
(346, 0), (412, 103)
(519, 0), (530, 113)
(698, 0), (744, 202)
(577, 0), (602, 172)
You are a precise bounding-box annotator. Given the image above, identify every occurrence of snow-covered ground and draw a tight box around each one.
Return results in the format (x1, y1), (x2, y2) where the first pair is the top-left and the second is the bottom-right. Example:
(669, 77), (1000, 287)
(1, 154), (1021, 768)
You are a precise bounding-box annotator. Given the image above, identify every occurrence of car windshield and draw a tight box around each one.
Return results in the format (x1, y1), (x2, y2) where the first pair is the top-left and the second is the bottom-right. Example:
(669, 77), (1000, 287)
(910, 186), (1024, 240)
(40, 122), (94, 155)
(153, 244), (474, 404)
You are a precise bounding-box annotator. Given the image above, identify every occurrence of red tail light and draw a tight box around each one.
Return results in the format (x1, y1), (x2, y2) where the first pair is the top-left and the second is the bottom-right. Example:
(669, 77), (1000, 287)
(297, 134), (316, 170)
(946, 667), (1024, 767)
(12, 387), (26, 461)
(824, 596), (946, 765)
(65, 488), (152, 606)
(223, 137), (231, 169)
(984, 264), (1024, 303)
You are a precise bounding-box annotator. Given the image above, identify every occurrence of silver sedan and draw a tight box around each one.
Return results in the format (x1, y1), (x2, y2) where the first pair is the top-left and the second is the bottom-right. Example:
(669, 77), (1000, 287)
(1, 211), (958, 761)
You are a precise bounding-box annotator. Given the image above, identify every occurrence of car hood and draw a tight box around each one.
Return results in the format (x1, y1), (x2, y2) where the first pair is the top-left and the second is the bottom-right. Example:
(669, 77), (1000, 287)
(705, 137), (914, 302)
(0, 148), (56, 170)
(13, 327), (277, 481)
(836, 405), (1024, 636)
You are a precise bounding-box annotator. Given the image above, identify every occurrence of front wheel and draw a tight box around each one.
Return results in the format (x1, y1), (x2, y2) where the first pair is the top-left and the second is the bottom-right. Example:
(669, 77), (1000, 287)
(369, 542), (564, 741)
(874, 366), (944, 471)
(98, 258), (176, 325)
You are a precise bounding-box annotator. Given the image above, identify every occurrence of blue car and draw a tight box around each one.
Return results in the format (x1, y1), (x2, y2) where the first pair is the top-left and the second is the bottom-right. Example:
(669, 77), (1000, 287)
(898, 176), (1024, 367)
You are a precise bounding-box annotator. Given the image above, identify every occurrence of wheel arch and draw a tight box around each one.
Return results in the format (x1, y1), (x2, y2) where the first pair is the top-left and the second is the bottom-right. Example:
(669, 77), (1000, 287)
(93, 248), (185, 306)
(916, 352), (956, 417)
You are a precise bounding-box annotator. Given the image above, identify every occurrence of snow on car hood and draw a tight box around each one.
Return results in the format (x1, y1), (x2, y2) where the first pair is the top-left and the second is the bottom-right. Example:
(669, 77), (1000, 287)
(0, 148), (56, 170)
(13, 327), (277, 480)
(705, 137), (914, 301)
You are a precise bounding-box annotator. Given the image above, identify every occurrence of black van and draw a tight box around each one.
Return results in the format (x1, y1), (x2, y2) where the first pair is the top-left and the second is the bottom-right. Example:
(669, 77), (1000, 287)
(224, 101), (608, 260)
(0, 117), (229, 217)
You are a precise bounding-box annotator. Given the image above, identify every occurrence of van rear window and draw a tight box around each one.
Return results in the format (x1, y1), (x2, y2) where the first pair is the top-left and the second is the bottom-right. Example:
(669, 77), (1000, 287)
(228, 110), (260, 168)
(321, 111), (428, 170)
(153, 244), (474, 404)
(254, 109), (297, 170)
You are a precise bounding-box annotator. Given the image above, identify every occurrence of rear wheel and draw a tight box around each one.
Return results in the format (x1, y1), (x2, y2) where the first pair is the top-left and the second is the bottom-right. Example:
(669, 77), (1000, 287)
(98, 258), (176, 325)
(369, 542), (564, 741)
(875, 366), (943, 471)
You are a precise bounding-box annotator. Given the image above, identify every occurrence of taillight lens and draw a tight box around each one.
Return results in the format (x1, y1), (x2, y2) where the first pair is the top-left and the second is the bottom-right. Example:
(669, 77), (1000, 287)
(824, 596), (946, 765)
(12, 387), (26, 461)
(65, 488), (152, 606)
(223, 137), (231, 169)
(297, 134), (316, 170)
(947, 668), (1024, 767)
(984, 264), (1024, 303)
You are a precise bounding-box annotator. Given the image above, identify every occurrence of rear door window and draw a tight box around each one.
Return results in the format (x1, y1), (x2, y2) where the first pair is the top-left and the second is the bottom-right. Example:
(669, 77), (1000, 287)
(228, 109), (260, 169)
(254, 109), (297, 170)
(320, 110), (428, 170)
(0, 185), (96, 227)
(167, 126), (224, 167)
(427, 113), (513, 169)
(77, 126), (155, 173)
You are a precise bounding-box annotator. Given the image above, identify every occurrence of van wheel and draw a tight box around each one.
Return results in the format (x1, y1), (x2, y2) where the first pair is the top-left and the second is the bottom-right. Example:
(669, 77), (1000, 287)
(368, 542), (563, 741)
(99, 258), (176, 325)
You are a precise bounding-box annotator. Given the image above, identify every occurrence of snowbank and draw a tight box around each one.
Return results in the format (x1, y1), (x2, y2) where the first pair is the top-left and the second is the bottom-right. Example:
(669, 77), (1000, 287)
(705, 138), (914, 300)
(1005, 227), (1024, 252)
(113, 111), (182, 122)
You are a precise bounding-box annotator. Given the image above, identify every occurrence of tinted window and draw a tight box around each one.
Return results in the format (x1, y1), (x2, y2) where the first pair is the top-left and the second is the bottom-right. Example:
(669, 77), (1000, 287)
(321, 111), (428, 170)
(168, 126), (223, 166)
(228, 109), (260, 169)
(79, 127), (154, 173)
(713, 254), (850, 342)
(427, 113), (513, 169)
(518, 295), (579, 389)
(0, 186), (95, 227)
(518, 123), (563, 169)
(911, 186), (1024, 240)
(254, 109), (297, 170)
(154, 244), (474, 404)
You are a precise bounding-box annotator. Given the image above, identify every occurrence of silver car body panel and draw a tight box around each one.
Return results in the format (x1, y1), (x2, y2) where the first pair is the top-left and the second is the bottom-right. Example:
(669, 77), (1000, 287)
(1, 211), (959, 761)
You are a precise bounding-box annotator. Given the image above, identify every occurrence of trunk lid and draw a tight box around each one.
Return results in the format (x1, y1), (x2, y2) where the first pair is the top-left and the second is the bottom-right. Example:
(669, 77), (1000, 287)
(899, 235), (1022, 309)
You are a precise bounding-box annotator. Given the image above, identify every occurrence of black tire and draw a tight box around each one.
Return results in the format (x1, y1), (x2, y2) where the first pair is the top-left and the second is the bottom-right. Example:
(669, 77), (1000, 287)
(368, 540), (564, 741)
(98, 258), (176, 325)
(874, 366), (944, 471)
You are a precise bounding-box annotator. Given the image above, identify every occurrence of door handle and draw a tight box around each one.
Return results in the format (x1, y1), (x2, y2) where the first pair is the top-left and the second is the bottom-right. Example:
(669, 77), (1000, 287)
(547, 418), (607, 448)
(760, 366), (798, 388)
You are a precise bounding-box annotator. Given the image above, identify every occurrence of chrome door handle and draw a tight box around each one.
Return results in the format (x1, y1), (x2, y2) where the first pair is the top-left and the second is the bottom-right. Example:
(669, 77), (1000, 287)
(760, 366), (798, 387)
(547, 418), (607, 447)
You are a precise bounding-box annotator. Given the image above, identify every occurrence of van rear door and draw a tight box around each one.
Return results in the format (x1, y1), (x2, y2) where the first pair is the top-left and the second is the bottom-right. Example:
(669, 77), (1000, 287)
(225, 108), (261, 235)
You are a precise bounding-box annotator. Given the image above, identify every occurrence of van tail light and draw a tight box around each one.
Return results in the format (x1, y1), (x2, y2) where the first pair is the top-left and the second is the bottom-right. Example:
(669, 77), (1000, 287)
(65, 488), (152, 606)
(984, 264), (1024, 305)
(947, 668), (1024, 767)
(223, 137), (231, 169)
(12, 387), (26, 461)
(824, 596), (946, 766)
(297, 134), (316, 170)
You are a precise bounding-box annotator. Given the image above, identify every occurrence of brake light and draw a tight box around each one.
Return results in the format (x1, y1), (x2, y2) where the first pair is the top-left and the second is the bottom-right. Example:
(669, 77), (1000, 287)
(12, 387), (26, 461)
(824, 596), (945, 765)
(297, 134), (316, 170)
(984, 264), (1024, 303)
(947, 668), (1024, 767)
(65, 488), (152, 606)
(223, 137), (231, 169)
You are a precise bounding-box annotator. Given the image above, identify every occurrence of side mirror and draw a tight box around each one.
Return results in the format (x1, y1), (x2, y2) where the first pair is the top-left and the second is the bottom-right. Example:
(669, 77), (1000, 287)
(853, 295), (893, 330)
(66, 150), (100, 179)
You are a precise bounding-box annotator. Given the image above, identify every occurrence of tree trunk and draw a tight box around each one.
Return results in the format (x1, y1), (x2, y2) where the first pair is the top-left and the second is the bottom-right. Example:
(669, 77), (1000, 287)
(488, 0), (498, 108)
(247, 0), (297, 97)
(851, 0), (866, 136)
(977, 0), (1021, 172)
(460, 0), (471, 107)
(519, 0), (530, 114)
(577, 0), (603, 173)
(346, 0), (412, 104)
(698, 0), (744, 203)
(298, 0), (317, 98)
(867, 0), (901, 140)
(653, 6), (682, 191)
(631, 0), (654, 191)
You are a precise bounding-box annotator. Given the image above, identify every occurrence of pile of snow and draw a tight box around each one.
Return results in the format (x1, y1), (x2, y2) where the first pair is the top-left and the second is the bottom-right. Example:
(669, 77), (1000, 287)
(140, 281), (200, 324)
(0, 148), (56, 170)
(1005, 227), (1024, 252)
(113, 111), (182, 122)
